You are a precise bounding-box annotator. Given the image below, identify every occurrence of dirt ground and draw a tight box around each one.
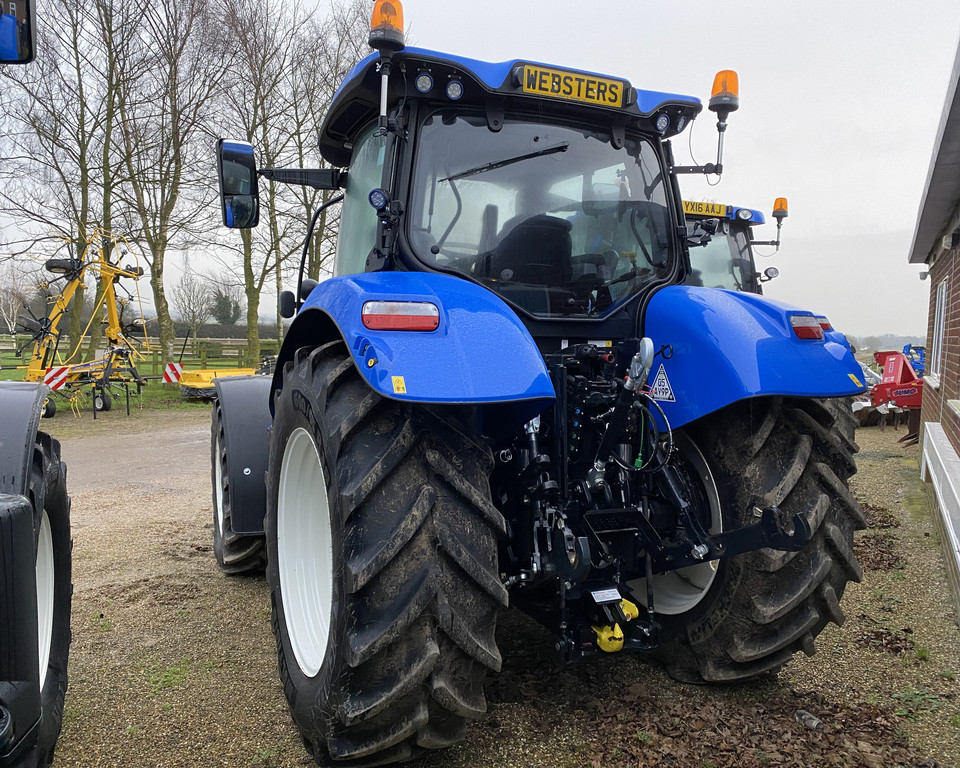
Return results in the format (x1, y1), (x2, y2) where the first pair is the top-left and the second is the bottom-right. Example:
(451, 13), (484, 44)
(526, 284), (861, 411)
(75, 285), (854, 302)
(45, 408), (959, 768)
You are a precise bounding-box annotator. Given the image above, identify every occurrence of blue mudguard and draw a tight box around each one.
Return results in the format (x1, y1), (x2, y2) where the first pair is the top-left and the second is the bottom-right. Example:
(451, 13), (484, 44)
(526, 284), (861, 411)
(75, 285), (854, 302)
(643, 286), (866, 429)
(276, 272), (555, 424)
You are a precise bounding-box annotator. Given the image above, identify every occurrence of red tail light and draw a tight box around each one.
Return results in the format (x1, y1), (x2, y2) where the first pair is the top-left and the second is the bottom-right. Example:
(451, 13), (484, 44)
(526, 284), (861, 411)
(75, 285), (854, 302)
(815, 315), (833, 331)
(362, 301), (439, 331)
(790, 314), (824, 340)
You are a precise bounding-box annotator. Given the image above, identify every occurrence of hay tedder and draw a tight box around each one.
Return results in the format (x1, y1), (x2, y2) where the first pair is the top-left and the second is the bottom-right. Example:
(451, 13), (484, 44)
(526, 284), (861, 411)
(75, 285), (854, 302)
(16, 229), (150, 417)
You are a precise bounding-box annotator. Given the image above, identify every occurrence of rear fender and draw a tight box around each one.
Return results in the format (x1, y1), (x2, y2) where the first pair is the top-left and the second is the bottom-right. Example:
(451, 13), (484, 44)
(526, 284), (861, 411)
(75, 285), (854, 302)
(213, 375), (273, 535)
(274, 272), (555, 431)
(643, 286), (865, 428)
(0, 382), (47, 497)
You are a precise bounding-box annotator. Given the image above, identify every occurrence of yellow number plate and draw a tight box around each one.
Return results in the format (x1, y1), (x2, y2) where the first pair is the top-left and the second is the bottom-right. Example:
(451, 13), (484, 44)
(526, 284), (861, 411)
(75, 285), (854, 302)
(683, 200), (728, 217)
(521, 65), (625, 108)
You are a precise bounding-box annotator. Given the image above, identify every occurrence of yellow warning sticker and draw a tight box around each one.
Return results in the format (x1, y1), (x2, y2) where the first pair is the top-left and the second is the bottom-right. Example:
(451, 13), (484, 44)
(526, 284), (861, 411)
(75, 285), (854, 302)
(392, 376), (407, 394)
(848, 373), (863, 388)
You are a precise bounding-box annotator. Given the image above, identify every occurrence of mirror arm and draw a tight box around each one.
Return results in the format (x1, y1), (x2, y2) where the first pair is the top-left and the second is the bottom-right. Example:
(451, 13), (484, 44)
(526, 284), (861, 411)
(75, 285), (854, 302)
(672, 163), (721, 175)
(258, 168), (345, 190)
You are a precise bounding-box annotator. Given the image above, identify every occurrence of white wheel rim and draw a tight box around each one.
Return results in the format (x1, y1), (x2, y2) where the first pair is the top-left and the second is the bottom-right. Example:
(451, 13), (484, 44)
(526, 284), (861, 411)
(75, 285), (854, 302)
(214, 433), (225, 535)
(629, 433), (723, 615)
(36, 509), (54, 689)
(277, 427), (334, 678)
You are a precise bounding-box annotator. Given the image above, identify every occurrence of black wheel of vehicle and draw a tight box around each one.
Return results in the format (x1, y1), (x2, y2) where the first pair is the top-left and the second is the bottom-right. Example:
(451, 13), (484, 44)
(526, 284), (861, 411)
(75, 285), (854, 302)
(210, 401), (265, 574)
(266, 341), (506, 765)
(649, 396), (865, 682)
(31, 431), (72, 765)
(43, 258), (81, 276)
(41, 397), (56, 419)
(93, 388), (112, 412)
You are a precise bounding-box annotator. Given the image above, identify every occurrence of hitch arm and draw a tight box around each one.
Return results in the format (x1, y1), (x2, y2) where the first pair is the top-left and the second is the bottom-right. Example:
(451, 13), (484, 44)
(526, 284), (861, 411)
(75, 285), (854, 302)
(629, 505), (813, 574)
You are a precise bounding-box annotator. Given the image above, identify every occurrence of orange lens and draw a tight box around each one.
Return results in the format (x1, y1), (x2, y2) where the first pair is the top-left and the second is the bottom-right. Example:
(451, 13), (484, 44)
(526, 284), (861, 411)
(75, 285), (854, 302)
(371, 0), (404, 33)
(711, 70), (739, 99)
(774, 197), (788, 213)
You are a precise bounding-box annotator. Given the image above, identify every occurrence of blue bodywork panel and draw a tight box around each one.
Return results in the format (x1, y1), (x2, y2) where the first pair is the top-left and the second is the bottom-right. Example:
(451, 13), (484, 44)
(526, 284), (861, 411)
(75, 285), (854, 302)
(338, 48), (701, 116)
(643, 286), (865, 429)
(280, 272), (555, 423)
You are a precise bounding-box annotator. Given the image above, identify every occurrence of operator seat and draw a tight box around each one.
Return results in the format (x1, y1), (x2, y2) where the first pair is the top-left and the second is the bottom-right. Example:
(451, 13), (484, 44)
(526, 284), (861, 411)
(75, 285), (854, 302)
(487, 214), (573, 285)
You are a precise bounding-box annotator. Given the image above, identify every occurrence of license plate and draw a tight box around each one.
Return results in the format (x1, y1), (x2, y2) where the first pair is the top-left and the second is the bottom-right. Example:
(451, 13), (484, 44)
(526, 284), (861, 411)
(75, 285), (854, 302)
(683, 200), (727, 217)
(520, 65), (625, 108)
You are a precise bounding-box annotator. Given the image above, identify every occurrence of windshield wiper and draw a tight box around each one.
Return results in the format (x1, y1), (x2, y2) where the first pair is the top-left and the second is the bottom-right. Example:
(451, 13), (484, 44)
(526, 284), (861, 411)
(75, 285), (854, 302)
(440, 143), (569, 183)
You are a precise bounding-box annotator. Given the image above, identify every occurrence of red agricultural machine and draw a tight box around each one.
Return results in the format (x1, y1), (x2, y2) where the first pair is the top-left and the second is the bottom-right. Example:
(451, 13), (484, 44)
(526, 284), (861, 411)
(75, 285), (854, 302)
(853, 348), (923, 442)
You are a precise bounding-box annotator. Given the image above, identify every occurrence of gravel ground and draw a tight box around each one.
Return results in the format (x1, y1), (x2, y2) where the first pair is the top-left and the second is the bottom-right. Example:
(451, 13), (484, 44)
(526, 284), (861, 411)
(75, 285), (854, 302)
(44, 408), (959, 767)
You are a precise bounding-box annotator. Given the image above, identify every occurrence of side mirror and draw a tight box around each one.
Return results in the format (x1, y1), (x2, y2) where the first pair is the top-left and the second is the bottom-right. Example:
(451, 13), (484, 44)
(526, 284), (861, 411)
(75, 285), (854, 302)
(0, 0), (35, 64)
(217, 139), (260, 229)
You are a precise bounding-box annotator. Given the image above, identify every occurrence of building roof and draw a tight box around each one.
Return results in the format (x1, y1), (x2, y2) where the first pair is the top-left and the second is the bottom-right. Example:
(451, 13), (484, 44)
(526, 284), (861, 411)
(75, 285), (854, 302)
(909, 42), (960, 264)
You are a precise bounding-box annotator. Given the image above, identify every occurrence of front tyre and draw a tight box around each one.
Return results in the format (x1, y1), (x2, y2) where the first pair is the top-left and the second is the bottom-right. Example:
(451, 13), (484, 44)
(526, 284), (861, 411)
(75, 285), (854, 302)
(655, 396), (865, 682)
(266, 342), (506, 766)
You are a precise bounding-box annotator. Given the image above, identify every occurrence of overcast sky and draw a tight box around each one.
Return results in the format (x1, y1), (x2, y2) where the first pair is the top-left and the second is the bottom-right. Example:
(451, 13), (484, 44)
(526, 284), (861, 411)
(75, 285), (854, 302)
(391, 0), (960, 338)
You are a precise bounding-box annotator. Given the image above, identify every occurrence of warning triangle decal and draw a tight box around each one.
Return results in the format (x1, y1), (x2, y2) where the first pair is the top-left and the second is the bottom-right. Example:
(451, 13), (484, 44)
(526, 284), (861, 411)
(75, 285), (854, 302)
(650, 364), (675, 402)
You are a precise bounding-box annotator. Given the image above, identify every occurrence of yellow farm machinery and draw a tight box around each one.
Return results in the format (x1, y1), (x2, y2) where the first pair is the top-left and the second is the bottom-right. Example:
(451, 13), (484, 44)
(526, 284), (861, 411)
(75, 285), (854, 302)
(15, 229), (150, 417)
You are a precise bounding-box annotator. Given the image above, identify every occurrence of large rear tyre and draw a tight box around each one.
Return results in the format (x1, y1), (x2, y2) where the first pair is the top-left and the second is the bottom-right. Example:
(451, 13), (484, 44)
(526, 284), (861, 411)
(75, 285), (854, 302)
(210, 402), (265, 574)
(653, 396), (865, 682)
(266, 341), (506, 766)
(31, 432), (72, 766)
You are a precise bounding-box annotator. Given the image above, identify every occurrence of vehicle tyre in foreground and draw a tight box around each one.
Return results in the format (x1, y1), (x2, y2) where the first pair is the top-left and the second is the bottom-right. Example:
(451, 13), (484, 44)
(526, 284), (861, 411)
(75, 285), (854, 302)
(266, 341), (506, 766)
(210, 401), (265, 574)
(653, 396), (865, 682)
(31, 431), (72, 766)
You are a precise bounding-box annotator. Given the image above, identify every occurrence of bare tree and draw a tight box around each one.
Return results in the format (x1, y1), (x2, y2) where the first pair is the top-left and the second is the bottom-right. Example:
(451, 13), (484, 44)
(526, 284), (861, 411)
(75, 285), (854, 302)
(116, 0), (230, 361)
(0, 260), (29, 332)
(170, 259), (212, 342)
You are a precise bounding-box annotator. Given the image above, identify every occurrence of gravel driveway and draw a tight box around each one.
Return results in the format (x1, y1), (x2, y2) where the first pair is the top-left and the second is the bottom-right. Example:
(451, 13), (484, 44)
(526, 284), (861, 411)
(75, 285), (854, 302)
(44, 408), (959, 767)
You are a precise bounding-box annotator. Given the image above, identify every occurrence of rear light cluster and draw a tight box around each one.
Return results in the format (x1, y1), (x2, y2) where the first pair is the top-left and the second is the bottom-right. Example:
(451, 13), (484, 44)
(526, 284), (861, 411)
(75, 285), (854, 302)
(361, 301), (439, 331)
(790, 314), (824, 340)
(815, 315), (833, 331)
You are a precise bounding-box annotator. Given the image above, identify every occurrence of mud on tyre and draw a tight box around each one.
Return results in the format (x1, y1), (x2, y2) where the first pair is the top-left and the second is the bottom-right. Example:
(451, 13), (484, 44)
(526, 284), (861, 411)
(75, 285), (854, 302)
(266, 341), (507, 765)
(653, 395), (865, 682)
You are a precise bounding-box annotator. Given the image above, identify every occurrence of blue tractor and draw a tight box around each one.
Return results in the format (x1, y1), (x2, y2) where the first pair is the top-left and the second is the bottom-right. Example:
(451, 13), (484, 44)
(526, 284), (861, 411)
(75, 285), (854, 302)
(211, 3), (866, 764)
(683, 198), (786, 293)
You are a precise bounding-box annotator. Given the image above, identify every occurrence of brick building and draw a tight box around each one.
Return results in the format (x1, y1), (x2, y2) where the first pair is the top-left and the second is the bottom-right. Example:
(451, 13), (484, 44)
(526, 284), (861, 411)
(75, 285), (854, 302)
(909, 40), (960, 607)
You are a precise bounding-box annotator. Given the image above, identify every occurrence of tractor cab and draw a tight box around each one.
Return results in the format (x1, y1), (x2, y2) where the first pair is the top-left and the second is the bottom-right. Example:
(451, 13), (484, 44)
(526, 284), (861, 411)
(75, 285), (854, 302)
(218, 6), (742, 351)
(682, 198), (787, 293)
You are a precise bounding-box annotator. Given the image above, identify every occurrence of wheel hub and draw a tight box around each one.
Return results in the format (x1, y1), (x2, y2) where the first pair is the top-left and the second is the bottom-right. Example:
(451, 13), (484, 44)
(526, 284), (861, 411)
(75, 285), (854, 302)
(277, 427), (334, 678)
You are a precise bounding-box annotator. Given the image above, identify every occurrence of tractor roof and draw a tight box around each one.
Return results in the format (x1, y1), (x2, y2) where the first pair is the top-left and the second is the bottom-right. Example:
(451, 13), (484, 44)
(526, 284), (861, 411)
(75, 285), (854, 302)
(319, 47), (703, 167)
